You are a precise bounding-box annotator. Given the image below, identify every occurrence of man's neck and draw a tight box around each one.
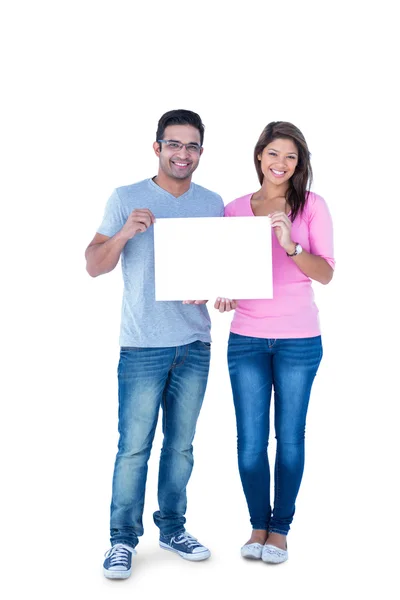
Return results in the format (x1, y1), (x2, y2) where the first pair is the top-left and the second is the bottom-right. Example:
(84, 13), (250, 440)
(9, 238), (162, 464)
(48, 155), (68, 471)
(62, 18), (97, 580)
(153, 172), (192, 198)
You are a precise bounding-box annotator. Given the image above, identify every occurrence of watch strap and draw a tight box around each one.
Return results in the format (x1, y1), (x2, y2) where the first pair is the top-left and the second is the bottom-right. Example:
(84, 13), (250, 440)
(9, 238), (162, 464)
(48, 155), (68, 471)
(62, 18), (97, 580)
(287, 243), (300, 257)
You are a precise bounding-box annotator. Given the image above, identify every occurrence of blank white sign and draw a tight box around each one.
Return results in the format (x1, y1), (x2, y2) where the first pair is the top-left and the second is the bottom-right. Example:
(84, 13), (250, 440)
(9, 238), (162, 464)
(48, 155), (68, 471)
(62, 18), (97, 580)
(154, 216), (273, 301)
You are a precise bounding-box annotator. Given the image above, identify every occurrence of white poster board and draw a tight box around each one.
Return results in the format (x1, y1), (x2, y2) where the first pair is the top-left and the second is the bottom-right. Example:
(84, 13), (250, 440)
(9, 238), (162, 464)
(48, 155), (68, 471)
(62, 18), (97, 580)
(154, 216), (273, 300)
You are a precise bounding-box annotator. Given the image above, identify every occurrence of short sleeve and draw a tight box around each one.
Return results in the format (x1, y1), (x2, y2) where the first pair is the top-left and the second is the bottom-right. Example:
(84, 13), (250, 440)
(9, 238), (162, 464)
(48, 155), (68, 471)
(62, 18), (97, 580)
(224, 200), (236, 217)
(97, 189), (125, 237)
(307, 193), (335, 269)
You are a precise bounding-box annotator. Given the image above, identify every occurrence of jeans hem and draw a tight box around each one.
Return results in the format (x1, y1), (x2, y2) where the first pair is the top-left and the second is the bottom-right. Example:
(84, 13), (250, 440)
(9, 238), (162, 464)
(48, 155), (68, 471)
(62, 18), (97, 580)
(111, 539), (138, 549)
(268, 528), (289, 536)
(159, 527), (186, 540)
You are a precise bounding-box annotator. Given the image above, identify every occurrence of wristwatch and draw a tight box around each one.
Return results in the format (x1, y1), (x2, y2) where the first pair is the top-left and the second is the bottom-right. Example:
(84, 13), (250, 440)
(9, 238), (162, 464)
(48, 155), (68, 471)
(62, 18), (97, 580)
(286, 243), (303, 257)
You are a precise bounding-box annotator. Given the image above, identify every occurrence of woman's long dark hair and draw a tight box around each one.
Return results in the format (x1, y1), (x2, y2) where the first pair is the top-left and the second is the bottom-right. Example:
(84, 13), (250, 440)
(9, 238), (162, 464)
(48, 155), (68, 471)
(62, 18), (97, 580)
(254, 121), (312, 222)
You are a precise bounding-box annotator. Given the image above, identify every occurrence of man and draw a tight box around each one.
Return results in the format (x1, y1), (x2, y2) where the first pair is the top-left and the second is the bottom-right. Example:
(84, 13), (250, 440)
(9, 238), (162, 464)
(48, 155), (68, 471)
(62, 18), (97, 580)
(85, 109), (224, 579)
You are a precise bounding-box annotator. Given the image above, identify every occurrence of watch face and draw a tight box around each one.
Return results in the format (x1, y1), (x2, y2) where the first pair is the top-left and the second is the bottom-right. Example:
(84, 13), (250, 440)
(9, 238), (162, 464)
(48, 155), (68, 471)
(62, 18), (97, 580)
(295, 244), (303, 255)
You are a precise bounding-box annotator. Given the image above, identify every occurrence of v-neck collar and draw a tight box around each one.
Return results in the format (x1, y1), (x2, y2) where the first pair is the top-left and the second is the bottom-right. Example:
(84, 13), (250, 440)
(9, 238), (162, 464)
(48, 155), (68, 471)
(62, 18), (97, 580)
(148, 177), (193, 200)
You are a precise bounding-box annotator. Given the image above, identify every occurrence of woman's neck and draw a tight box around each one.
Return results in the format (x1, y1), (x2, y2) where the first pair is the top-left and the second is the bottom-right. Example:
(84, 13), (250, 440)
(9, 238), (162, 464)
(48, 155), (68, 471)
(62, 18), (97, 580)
(256, 180), (289, 202)
(251, 182), (290, 216)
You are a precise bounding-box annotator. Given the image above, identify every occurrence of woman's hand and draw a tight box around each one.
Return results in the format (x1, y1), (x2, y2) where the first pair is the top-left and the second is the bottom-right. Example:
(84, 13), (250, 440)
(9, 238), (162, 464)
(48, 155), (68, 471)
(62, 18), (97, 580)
(214, 298), (238, 313)
(269, 211), (294, 253)
(182, 300), (208, 304)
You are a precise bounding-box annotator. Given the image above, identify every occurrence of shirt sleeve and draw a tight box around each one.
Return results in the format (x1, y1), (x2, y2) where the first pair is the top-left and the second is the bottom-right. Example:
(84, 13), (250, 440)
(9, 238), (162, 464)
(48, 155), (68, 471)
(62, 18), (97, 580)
(307, 193), (335, 269)
(224, 200), (236, 217)
(217, 195), (225, 216)
(97, 189), (125, 237)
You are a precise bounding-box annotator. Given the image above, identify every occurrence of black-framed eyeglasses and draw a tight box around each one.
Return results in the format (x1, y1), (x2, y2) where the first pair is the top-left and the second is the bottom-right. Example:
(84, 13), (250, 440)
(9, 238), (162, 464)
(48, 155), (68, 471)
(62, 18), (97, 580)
(157, 140), (202, 154)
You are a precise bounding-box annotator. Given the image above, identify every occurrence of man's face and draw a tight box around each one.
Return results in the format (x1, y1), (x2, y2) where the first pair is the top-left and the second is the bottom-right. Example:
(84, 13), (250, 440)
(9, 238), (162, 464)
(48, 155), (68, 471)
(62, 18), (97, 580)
(153, 125), (203, 180)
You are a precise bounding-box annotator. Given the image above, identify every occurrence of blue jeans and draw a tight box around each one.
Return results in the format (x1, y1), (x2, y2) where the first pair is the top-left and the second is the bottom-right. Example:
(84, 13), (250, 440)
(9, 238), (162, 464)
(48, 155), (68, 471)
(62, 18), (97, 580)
(227, 333), (323, 535)
(110, 341), (211, 548)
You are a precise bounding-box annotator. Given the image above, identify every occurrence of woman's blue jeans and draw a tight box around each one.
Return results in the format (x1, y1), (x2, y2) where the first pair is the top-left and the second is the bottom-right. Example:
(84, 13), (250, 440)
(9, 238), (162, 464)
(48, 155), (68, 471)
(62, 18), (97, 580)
(110, 341), (210, 548)
(228, 333), (323, 535)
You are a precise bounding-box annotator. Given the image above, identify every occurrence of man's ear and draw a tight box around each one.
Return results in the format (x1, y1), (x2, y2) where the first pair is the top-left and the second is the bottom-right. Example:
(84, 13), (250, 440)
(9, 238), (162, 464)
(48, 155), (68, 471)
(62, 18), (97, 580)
(153, 141), (161, 156)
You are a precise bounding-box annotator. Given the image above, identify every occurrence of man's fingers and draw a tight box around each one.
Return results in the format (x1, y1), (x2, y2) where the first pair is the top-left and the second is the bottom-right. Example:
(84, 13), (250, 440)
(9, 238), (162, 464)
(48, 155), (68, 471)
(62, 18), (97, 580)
(130, 209), (156, 226)
(132, 215), (152, 225)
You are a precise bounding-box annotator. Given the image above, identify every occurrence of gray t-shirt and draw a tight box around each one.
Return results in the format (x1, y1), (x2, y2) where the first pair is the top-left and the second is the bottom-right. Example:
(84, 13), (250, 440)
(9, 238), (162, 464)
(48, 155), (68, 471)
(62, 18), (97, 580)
(98, 178), (224, 347)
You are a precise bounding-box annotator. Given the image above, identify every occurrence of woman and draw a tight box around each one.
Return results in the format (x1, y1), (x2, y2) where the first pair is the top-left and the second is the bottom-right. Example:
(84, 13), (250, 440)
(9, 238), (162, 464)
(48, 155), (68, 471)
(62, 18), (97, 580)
(216, 121), (334, 564)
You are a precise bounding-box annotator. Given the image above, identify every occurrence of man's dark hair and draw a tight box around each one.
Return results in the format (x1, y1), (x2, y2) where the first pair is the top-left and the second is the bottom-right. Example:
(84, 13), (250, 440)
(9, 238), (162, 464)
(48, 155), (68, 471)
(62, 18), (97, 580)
(156, 109), (205, 146)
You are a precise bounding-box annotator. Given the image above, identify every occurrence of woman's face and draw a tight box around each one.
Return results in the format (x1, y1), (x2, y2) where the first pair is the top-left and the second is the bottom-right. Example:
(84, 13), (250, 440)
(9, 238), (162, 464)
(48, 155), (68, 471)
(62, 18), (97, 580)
(258, 138), (299, 186)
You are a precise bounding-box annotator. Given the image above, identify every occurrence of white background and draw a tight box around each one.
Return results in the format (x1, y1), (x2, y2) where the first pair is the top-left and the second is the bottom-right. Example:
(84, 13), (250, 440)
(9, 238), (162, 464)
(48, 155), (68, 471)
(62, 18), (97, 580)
(1, 1), (399, 599)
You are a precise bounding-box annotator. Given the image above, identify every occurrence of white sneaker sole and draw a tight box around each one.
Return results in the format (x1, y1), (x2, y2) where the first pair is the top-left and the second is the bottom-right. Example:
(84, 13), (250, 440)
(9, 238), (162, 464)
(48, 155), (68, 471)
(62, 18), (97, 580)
(159, 541), (211, 561)
(103, 567), (132, 579)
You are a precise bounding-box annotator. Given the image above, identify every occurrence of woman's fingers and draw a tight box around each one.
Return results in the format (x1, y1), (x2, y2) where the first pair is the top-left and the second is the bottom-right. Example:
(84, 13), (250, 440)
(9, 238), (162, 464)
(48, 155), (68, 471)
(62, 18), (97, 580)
(214, 298), (237, 312)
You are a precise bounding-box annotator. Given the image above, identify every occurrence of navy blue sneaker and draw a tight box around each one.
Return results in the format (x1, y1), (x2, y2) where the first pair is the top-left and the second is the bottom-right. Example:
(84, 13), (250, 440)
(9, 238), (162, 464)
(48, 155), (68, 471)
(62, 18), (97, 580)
(103, 543), (136, 579)
(159, 531), (211, 561)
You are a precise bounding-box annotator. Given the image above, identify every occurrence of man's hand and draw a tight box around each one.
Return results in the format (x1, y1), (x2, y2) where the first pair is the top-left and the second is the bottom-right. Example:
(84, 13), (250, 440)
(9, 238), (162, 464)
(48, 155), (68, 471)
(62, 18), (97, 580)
(182, 300), (208, 304)
(121, 209), (156, 239)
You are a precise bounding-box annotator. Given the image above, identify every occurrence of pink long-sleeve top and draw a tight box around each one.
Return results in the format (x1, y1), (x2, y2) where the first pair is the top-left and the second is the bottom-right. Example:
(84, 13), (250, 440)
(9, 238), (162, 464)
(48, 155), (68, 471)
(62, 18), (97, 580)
(224, 192), (335, 339)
